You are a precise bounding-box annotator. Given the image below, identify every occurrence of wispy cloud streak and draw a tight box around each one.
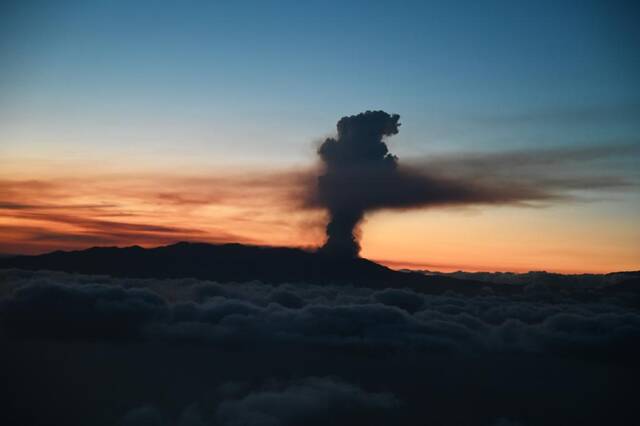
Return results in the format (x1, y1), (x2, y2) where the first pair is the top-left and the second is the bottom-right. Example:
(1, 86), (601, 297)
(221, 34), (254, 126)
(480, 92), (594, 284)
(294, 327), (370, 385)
(0, 142), (636, 255)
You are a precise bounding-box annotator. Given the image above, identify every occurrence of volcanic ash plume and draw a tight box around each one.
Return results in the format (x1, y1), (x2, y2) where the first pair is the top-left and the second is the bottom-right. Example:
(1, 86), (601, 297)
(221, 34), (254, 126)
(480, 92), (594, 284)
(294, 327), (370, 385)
(317, 111), (400, 257)
(313, 111), (636, 258)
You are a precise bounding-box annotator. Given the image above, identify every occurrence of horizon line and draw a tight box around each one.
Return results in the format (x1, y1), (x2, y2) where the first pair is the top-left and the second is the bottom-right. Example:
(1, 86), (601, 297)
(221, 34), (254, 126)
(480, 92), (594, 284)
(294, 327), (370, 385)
(1, 241), (637, 276)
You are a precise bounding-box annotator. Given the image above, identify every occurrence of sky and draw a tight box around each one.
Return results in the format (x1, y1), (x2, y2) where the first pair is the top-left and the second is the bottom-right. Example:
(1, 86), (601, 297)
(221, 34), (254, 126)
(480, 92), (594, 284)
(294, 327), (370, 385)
(1, 0), (639, 272)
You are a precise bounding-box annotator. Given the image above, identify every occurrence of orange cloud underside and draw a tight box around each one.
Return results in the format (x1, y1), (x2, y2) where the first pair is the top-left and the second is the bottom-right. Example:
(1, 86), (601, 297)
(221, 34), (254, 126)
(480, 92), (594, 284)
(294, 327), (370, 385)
(0, 171), (638, 273)
(0, 171), (325, 253)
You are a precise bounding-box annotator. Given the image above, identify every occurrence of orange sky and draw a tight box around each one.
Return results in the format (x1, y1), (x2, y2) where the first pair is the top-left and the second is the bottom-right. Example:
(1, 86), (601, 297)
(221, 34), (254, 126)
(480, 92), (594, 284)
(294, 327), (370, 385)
(1, 0), (639, 275)
(1, 160), (638, 273)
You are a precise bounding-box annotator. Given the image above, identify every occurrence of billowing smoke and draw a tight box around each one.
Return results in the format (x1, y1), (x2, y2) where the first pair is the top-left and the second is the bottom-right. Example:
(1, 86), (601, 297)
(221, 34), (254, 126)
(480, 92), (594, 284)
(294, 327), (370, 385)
(317, 111), (401, 257)
(314, 111), (637, 257)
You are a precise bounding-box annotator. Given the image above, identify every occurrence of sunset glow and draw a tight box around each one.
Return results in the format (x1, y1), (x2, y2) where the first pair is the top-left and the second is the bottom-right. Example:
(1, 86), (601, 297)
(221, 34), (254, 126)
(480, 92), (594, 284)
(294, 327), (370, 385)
(1, 157), (637, 273)
(1, 0), (638, 273)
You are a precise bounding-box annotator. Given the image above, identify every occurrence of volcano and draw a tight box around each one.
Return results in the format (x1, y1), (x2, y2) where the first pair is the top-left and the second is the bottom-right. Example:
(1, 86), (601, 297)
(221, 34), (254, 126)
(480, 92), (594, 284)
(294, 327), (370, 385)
(0, 242), (512, 295)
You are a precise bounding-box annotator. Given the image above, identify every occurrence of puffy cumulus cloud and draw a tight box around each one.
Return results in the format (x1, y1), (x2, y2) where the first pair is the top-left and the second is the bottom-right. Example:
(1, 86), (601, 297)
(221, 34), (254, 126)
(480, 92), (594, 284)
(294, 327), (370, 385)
(1, 269), (638, 359)
(214, 376), (400, 426)
(117, 377), (400, 426)
(0, 281), (169, 340)
(119, 405), (167, 426)
(373, 288), (426, 313)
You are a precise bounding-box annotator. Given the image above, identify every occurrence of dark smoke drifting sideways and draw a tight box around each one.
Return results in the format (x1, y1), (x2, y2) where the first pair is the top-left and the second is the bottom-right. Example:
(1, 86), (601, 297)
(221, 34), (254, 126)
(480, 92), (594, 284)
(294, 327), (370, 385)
(313, 111), (636, 258)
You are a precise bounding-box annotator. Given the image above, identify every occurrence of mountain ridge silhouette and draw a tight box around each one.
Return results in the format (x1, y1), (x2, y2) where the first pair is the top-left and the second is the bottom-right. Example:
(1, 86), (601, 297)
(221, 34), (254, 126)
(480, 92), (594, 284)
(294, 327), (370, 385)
(2, 242), (637, 296)
(0, 241), (510, 295)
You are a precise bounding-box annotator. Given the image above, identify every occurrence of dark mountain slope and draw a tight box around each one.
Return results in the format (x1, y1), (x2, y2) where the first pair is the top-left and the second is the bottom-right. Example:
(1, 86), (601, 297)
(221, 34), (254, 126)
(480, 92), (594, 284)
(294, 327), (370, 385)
(0, 242), (508, 294)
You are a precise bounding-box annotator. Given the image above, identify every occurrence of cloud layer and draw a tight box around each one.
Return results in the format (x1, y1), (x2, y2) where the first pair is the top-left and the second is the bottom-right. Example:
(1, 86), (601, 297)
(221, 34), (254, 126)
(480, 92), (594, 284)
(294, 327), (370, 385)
(1, 269), (638, 425)
(2, 270), (637, 356)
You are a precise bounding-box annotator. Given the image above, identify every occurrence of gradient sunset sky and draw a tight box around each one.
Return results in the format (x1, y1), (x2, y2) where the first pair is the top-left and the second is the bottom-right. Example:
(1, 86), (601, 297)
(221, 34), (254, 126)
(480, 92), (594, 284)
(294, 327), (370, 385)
(1, 0), (639, 272)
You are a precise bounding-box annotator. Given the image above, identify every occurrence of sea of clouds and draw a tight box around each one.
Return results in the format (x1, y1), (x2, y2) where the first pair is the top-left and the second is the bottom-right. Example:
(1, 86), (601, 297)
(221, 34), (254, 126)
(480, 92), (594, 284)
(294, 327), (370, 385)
(1, 269), (638, 426)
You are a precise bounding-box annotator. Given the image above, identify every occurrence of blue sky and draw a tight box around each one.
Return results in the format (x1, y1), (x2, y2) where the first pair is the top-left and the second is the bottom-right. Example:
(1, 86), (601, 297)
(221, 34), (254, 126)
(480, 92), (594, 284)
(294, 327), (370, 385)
(2, 0), (639, 165)
(0, 0), (638, 271)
